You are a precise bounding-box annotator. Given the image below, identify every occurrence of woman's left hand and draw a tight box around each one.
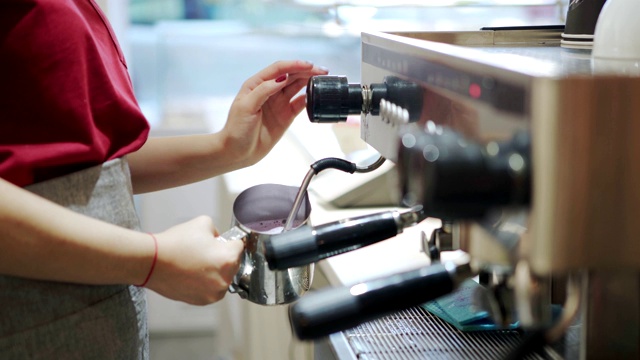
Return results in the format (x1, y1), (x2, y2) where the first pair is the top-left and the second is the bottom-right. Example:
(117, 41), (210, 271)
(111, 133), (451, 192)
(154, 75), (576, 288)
(221, 60), (329, 167)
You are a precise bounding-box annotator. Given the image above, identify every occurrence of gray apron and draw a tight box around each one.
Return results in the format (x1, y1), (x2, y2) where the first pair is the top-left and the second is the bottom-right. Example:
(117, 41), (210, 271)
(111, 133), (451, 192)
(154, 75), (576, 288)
(0, 158), (149, 359)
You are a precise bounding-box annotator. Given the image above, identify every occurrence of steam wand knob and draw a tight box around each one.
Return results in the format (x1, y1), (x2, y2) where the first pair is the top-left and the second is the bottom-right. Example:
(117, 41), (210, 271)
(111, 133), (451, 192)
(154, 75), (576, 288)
(306, 75), (423, 123)
(306, 76), (364, 123)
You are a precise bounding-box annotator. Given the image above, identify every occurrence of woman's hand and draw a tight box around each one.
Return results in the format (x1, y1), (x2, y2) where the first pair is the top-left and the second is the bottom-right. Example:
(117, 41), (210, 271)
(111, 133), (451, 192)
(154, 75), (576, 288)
(221, 60), (329, 167)
(127, 60), (329, 194)
(144, 216), (244, 305)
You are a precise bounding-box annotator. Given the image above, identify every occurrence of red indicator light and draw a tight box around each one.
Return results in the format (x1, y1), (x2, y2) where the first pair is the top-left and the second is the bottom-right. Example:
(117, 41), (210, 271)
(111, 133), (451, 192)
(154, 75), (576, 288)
(469, 83), (482, 99)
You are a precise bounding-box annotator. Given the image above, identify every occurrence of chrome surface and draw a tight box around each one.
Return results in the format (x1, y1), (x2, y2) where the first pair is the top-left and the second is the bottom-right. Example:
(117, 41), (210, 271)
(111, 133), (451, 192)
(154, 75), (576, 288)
(284, 168), (315, 232)
(225, 183), (313, 305)
(284, 156), (386, 231)
(361, 29), (640, 273)
(355, 155), (387, 173)
(394, 206), (426, 231)
(355, 28), (640, 359)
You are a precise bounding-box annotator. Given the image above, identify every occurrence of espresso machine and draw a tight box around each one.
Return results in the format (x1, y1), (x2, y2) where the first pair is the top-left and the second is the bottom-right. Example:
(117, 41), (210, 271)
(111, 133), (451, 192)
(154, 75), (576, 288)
(264, 24), (640, 359)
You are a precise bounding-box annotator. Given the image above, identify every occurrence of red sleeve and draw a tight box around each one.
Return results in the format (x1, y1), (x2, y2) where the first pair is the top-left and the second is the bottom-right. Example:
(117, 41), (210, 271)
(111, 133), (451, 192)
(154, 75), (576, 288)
(0, 0), (150, 186)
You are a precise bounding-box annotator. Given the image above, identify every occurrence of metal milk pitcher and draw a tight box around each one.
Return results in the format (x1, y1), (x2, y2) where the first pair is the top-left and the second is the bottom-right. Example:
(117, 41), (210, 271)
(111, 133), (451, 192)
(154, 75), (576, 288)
(218, 183), (313, 305)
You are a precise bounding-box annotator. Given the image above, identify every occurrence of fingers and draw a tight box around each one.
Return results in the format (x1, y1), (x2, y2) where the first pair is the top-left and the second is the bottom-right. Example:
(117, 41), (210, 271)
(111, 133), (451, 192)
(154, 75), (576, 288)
(281, 76), (312, 103)
(245, 60), (315, 87)
(225, 236), (245, 253)
(238, 61), (328, 112)
(279, 67), (329, 99)
(191, 215), (217, 236)
(243, 72), (327, 115)
(187, 215), (244, 257)
(146, 215), (247, 305)
(289, 93), (308, 116)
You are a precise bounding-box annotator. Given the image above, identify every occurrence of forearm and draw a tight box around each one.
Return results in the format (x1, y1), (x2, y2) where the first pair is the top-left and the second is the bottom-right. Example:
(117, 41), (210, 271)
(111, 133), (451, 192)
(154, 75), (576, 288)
(0, 178), (153, 285)
(126, 132), (250, 194)
(127, 60), (329, 194)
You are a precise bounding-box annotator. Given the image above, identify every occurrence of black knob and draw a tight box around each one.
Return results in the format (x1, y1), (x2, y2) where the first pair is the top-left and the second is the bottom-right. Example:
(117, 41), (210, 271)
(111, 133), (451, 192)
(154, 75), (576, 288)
(306, 75), (424, 123)
(382, 76), (423, 121)
(306, 76), (363, 123)
(397, 125), (531, 219)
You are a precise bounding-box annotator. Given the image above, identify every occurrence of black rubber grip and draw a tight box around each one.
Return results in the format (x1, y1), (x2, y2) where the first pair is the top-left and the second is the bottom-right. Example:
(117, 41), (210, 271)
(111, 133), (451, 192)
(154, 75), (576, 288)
(264, 226), (316, 270)
(306, 75), (363, 123)
(310, 157), (357, 174)
(264, 211), (399, 270)
(289, 264), (456, 340)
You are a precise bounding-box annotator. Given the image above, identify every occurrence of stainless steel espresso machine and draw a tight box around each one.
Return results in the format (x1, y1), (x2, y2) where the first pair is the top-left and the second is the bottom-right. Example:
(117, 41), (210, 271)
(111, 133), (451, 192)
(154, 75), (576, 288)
(265, 25), (640, 360)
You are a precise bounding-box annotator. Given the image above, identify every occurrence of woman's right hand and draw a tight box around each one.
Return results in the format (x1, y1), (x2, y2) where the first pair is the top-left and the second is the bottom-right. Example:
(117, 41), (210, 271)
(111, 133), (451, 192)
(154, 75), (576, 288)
(144, 216), (244, 305)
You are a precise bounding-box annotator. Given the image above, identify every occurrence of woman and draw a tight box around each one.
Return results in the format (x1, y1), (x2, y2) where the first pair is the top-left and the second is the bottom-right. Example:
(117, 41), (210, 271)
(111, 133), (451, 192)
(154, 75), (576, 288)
(0, 0), (329, 358)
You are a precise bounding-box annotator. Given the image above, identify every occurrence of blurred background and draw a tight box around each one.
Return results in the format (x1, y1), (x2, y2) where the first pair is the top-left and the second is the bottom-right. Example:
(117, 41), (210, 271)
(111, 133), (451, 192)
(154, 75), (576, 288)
(103, 0), (567, 130)
(95, 1), (567, 359)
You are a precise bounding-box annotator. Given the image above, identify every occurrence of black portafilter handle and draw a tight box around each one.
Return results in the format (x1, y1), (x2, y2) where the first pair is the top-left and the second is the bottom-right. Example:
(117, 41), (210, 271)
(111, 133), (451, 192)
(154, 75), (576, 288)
(289, 260), (473, 340)
(264, 207), (424, 271)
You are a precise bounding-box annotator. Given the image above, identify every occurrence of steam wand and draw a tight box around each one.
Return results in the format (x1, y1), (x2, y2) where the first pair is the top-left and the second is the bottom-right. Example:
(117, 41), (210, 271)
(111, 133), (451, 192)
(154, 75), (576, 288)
(283, 156), (386, 231)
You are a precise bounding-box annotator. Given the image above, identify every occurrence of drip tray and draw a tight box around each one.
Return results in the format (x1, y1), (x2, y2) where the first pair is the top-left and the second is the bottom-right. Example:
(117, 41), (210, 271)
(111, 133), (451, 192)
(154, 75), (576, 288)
(321, 306), (576, 360)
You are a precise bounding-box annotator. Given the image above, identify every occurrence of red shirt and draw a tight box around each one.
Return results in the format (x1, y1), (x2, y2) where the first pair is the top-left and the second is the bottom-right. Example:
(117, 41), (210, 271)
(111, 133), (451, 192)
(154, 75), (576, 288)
(0, 0), (150, 187)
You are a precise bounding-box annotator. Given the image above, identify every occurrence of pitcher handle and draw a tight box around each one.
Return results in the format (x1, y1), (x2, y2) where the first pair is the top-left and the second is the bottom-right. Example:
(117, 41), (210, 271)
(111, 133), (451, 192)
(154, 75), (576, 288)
(216, 226), (250, 297)
(216, 226), (248, 243)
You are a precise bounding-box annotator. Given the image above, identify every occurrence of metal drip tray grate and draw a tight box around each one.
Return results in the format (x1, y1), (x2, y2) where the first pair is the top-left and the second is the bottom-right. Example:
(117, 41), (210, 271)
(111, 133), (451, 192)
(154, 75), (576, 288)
(342, 307), (563, 360)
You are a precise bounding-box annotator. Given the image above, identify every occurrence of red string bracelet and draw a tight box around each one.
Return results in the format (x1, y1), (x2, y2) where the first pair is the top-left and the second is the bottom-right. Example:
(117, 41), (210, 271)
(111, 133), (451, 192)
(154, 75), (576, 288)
(137, 233), (158, 287)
